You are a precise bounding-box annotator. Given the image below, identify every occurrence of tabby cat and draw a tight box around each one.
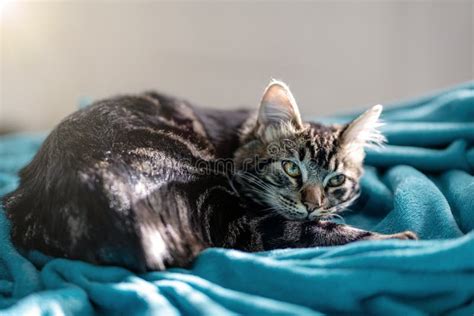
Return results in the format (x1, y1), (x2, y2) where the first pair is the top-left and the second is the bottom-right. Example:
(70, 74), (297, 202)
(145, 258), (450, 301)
(3, 80), (416, 271)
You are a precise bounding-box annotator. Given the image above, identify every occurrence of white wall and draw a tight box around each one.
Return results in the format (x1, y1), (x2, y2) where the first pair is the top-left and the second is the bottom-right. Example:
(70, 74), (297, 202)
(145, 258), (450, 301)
(1, 1), (473, 132)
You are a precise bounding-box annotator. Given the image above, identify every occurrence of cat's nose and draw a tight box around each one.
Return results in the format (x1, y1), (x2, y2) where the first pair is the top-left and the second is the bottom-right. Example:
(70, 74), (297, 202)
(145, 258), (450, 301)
(304, 202), (318, 212)
(302, 185), (323, 210)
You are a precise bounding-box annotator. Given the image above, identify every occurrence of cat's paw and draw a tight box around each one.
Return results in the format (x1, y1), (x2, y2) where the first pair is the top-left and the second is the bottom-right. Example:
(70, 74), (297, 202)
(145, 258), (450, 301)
(387, 231), (418, 240)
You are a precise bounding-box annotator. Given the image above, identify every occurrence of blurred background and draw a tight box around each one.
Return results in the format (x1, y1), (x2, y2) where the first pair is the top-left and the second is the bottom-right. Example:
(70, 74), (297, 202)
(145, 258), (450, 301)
(1, 1), (473, 133)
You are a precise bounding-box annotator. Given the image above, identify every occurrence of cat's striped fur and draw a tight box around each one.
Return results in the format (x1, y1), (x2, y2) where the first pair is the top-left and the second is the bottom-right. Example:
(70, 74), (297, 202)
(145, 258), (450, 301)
(3, 81), (416, 271)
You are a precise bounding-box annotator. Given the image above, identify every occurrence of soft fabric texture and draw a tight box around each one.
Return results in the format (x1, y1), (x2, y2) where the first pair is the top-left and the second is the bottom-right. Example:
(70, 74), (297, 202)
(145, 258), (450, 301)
(0, 82), (473, 315)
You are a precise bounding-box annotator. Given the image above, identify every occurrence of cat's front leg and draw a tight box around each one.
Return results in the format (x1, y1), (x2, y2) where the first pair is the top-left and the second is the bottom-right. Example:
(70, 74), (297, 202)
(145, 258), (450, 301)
(255, 219), (418, 251)
(298, 220), (418, 247)
(366, 230), (418, 241)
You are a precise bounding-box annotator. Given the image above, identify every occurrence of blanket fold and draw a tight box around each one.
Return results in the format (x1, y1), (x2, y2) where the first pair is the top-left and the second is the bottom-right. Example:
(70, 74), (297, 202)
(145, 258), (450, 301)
(0, 82), (473, 315)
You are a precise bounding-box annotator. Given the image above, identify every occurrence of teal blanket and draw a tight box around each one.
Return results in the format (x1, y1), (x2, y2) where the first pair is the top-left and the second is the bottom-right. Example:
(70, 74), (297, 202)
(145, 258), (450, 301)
(1, 83), (473, 315)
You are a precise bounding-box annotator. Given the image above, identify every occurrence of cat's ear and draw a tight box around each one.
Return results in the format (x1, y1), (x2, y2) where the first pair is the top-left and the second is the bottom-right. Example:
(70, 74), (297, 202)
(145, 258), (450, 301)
(340, 104), (385, 155)
(257, 80), (303, 132)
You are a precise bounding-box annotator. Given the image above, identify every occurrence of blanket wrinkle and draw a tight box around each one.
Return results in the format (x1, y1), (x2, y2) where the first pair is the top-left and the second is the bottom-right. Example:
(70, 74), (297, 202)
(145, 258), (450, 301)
(0, 82), (473, 315)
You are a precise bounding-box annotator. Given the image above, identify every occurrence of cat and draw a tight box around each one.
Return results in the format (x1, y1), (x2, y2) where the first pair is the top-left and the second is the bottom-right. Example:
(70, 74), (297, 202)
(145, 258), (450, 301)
(3, 80), (417, 272)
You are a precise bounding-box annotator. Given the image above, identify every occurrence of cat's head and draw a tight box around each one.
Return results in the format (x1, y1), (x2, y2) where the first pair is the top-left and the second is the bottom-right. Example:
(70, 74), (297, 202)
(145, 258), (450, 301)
(233, 80), (384, 220)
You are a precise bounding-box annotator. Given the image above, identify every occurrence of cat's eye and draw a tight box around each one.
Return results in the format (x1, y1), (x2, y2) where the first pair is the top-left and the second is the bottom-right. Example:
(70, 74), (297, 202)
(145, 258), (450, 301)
(282, 161), (301, 178)
(327, 174), (346, 187)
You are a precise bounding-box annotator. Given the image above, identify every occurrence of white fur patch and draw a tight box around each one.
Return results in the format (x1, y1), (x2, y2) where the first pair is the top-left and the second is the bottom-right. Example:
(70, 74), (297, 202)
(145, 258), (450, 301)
(140, 225), (168, 270)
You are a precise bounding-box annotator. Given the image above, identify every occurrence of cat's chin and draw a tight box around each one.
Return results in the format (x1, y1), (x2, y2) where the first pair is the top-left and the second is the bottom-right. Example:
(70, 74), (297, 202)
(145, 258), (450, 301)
(274, 210), (308, 221)
(307, 212), (321, 221)
(275, 208), (339, 221)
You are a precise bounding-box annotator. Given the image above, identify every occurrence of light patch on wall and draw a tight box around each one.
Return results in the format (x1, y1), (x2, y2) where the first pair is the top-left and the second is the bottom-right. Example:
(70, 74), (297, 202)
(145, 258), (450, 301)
(0, 0), (16, 16)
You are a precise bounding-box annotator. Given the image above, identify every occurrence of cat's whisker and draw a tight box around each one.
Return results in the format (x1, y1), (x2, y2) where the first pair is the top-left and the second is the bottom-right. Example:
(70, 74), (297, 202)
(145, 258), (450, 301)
(227, 173), (241, 196)
(239, 172), (274, 190)
(317, 210), (346, 223)
(258, 206), (278, 213)
(236, 173), (276, 199)
(240, 183), (274, 201)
